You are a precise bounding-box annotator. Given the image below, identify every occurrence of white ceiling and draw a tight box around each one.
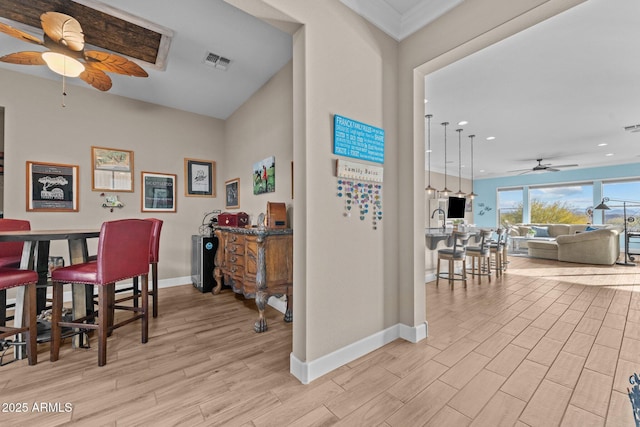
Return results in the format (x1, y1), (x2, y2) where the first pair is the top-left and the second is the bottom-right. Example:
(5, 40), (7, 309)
(0, 0), (293, 120)
(1, 0), (637, 181)
(423, 0), (640, 179)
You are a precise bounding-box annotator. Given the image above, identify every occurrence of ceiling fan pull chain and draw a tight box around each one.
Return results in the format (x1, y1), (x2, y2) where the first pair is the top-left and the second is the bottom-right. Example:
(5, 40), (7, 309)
(62, 74), (67, 108)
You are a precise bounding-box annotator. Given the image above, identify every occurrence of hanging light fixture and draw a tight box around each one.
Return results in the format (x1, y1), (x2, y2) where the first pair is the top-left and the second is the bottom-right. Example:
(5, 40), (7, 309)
(440, 122), (452, 197)
(468, 134), (478, 199)
(454, 128), (466, 198)
(425, 114), (436, 195)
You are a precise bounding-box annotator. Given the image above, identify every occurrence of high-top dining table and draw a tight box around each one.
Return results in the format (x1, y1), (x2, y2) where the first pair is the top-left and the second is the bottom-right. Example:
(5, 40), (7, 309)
(0, 228), (100, 359)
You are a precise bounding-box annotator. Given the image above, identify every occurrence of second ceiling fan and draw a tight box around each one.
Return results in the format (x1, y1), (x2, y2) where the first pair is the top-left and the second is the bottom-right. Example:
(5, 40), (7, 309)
(509, 158), (579, 174)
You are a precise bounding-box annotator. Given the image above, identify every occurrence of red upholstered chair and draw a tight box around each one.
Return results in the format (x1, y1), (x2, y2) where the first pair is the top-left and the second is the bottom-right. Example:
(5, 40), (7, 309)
(0, 267), (38, 365)
(116, 218), (163, 317)
(146, 218), (163, 318)
(0, 219), (30, 268)
(0, 219), (31, 327)
(50, 219), (153, 366)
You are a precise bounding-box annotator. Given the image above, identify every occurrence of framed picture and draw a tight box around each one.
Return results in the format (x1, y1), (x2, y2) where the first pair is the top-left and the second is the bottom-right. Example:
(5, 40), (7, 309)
(26, 161), (79, 212)
(91, 146), (134, 192)
(141, 171), (177, 212)
(184, 158), (215, 197)
(252, 156), (275, 195)
(225, 178), (240, 209)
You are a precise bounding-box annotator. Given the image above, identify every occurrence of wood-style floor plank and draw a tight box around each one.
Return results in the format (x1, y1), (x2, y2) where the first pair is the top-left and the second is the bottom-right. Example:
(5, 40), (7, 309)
(0, 256), (638, 426)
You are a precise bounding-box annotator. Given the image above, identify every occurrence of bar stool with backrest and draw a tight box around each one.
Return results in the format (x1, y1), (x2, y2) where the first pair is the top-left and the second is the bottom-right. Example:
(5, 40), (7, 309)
(109, 218), (163, 318)
(0, 219), (31, 327)
(0, 267), (38, 365)
(50, 219), (153, 366)
(436, 231), (471, 287)
(466, 229), (493, 283)
(490, 228), (507, 277)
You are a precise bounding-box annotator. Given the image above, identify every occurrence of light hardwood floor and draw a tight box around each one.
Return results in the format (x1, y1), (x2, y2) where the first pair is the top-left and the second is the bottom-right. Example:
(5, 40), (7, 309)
(1, 256), (639, 426)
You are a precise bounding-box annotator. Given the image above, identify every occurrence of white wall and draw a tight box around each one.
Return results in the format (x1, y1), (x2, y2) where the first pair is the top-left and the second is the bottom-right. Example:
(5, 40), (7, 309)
(224, 61), (294, 223)
(0, 67), (226, 280)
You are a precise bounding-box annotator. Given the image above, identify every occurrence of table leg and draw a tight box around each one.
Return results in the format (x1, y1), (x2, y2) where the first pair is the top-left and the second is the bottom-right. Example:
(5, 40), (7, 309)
(14, 241), (36, 359)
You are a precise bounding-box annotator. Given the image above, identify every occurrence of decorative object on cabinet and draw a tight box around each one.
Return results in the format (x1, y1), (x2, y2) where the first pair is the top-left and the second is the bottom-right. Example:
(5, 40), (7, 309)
(218, 212), (249, 227)
(266, 202), (287, 229)
(253, 156), (275, 195)
(91, 146), (134, 192)
(26, 161), (79, 212)
(225, 178), (240, 209)
(141, 171), (176, 213)
(213, 226), (293, 332)
(184, 158), (215, 197)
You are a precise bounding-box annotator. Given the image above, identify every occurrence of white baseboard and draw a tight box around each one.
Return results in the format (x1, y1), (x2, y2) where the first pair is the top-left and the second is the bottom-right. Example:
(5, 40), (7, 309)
(5, 276), (193, 306)
(290, 321), (428, 384)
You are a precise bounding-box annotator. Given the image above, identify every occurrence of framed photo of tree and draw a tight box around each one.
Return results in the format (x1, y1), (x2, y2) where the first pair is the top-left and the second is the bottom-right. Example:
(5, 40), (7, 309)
(26, 161), (79, 212)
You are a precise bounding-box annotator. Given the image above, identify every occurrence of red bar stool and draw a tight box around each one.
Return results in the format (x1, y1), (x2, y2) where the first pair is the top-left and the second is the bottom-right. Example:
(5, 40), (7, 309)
(50, 219), (152, 366)
(0, 267), (38, 365)
(0, 219), (31, 328)
(147, 219), (163, 318)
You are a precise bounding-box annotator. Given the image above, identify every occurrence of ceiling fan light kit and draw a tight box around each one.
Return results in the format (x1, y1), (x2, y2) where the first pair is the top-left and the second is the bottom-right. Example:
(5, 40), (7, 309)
(0, 11), (149, 105)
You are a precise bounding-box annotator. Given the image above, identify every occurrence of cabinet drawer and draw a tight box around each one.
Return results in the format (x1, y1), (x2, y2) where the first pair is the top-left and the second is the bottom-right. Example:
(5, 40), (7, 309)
(226, 242), (244, 256)
(227, 234), (244, 245)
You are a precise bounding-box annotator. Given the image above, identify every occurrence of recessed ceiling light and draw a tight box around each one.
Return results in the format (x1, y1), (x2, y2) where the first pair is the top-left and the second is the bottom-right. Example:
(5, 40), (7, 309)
(598, 143), (608, 146)
(486, 136), (496, 141)
(606, 153), (614, 156)
(424, 99), (428, 103)
(458, 120), (468, 126)
(479, 169), (485, 173)
(426, 149), (432, 153)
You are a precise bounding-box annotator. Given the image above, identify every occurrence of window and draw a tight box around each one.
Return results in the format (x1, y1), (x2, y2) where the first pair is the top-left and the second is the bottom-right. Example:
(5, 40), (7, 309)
(498, 188), (523, 225)
(602, 180), (640, 231)
(529, 183), (593, 224)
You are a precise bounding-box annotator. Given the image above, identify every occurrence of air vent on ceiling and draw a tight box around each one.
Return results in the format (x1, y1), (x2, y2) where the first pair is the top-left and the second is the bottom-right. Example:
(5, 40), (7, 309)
(624, 124), (640, 133)
(204, 52), (231, 71)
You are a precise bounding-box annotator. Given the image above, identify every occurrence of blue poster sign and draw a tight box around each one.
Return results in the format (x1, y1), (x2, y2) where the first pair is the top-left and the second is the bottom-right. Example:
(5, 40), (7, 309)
(333, 114), (385, 164)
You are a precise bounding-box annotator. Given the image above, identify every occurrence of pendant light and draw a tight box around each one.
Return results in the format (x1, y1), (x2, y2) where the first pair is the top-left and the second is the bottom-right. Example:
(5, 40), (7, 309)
(468, 134), (478, 199)
(440, 122), (452, 197)
(425, 114), (436, 195)
(454, 128), (466, 198)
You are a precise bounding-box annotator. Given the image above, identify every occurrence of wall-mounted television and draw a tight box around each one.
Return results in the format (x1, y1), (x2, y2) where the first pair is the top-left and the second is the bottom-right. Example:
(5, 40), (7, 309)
(447, 196), (466, 219)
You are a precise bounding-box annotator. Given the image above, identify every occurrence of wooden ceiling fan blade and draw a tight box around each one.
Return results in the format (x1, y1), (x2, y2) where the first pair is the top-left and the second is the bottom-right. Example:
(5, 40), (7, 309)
(0, 22), (44, 45)
(79, 66), (112, 91)
(41, 12), (85, 52)
(85, 51), (148, 77)
(0, 51), (46, 66)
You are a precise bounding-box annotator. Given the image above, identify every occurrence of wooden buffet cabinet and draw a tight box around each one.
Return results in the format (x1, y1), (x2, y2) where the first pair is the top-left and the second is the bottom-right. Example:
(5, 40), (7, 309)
(213, 226), (293, 332)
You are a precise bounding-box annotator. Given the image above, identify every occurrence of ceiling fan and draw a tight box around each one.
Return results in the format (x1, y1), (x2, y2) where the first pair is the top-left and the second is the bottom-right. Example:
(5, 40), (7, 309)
(0, 12), (147, 92)
(508, 158), (579, 174)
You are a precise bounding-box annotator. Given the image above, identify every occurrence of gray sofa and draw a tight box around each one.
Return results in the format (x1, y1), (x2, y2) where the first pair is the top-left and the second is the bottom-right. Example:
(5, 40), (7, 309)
(527, 228), (620, 265)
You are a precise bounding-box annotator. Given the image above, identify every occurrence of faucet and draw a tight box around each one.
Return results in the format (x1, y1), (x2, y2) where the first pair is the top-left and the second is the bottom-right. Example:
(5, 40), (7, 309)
(431, 208), (446, 231)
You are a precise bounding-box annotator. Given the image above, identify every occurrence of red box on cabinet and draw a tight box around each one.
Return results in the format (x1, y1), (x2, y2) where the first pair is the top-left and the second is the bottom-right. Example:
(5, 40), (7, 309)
(218, 212), (249, 227)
